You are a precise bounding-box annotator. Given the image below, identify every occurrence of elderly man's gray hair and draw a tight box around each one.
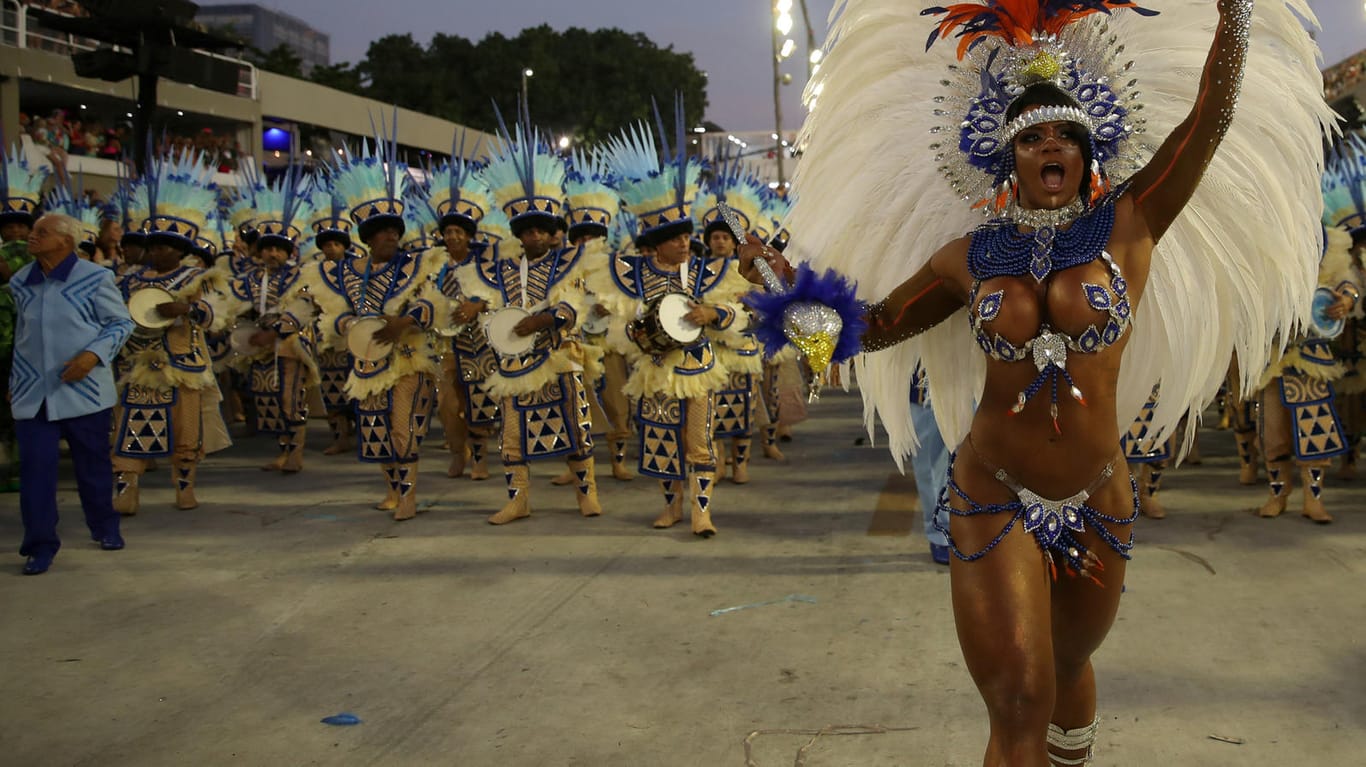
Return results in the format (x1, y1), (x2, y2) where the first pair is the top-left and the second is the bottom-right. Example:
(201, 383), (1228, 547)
(41, 213), (84, 246)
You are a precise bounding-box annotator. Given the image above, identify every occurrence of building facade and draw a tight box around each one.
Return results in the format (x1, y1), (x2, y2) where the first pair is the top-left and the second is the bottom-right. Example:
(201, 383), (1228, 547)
(196, 3), (328, 74)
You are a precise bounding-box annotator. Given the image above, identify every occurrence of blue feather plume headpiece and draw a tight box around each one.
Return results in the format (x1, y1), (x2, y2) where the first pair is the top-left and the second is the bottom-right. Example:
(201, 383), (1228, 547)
(483, 101), (567, 239)
(143, 147), (218, 248)
(1, 140), (50, 227)
(1324, 133), (1366, 239)
(603, 92), (702, 249)
(331, 109), (410, 243)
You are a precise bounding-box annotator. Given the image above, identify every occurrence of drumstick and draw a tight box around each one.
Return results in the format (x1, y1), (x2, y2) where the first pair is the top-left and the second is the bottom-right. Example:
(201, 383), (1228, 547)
(520, 255), (529, 310)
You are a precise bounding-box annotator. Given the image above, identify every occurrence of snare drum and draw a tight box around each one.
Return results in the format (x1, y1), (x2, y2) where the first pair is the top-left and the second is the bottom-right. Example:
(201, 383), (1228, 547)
(127, 287), (177, 330)
(483, 307), (538, 358)
(1310, 287), (1345, 339)
(346, 316), (394, 362)
(627, 293), (701, 355)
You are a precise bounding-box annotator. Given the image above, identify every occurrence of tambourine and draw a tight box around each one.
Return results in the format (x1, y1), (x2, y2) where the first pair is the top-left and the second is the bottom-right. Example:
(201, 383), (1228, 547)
(627, 292), (701, 355)
(126, 287), (177, 330)
(346, 316), (394, 362)
(483, 307), (538, 358)
(1310, 287), (1345, 339)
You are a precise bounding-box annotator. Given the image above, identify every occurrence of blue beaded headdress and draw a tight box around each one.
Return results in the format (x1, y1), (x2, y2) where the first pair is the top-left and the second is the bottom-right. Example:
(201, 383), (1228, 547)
(923, 0), (1157, 214)
(1323, 132), (1366, 240)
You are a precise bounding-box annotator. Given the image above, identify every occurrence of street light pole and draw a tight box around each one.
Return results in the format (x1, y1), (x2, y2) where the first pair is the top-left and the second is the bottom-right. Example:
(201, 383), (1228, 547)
(771, 2), (786, 187)
(521, 67), (534, 109)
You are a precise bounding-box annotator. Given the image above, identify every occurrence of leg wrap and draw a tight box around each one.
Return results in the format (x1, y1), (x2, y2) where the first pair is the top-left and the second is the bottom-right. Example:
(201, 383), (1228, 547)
(1047, 717), (1099, 766)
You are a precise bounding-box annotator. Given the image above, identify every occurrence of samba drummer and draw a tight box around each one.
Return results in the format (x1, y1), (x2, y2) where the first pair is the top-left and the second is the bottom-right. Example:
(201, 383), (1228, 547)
(1248, 177), (1363, 524)
(219, 172), (319, 474)
(590, 111), (756, 537)
(303, 138), (448, 522)
(304, 185), (360, 457)
(424, 151), (501, 482)
(112, 150), (232, 515)
(478, 122), (604, 525)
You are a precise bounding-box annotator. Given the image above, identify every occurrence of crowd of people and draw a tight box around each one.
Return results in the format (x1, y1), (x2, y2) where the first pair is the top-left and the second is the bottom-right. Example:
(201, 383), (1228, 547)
(17, 109), (244, 172)
(3, 1), (1365, 766)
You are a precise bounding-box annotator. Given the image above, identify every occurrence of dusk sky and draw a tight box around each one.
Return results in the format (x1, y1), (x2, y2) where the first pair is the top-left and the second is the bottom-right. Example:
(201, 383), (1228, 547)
(229, 0), (1364, 132)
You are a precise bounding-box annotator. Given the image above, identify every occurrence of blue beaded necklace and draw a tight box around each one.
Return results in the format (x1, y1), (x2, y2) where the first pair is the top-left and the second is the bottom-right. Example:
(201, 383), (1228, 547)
(967, 195), (1117, 282)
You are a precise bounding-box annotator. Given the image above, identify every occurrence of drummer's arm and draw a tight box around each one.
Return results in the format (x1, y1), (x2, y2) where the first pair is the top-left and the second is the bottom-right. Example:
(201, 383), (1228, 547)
(542, 301), (577, 346)
(403, 297), (436, 331)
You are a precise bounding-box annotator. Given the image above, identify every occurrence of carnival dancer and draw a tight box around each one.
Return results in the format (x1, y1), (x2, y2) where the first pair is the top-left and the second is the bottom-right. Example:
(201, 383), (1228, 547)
(220, 171), (319, 473)
(561, 148), (635, 482)
(475, 119), (604, 525)
(1252, 225), (1359, 523)
(592, 108), (755, 536)
(781, 1), (1333, 763)
(112, 150), (233, 514)
(694, 156), (768, 484)
(425, 149), (501, 480)
(304, 185), (360, 455)
(1323, 133), (1366, 480)
(304, 133), (448, 521)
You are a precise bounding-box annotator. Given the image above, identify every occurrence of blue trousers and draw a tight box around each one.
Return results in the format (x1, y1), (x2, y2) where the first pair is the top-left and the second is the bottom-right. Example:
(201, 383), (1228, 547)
(910, 403), (950, 547)
(17, 405), (118, 558)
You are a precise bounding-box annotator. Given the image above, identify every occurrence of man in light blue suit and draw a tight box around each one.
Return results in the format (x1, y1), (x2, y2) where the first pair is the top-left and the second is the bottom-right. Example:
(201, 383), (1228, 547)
(9, 213), (134, 575)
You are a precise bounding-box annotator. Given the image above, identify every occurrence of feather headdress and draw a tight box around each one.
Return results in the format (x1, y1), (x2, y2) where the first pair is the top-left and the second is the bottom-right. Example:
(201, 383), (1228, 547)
(1, 140), (49, 227)
(305, 177), (353, 249)
(482, 102), (567, 238)
(564, 147), (620, 240)
(695, 148), (767, 244)
(331, 111), (410, 243)
(428, 132), (492, 237)
(43, 171), (102, 253)
(143, 148), (218, 248)
(604, 93), (703, 248)
(1323, 133), (1366, 239)
(789, 0), (1334, 467)
(253, 164), (313, 253)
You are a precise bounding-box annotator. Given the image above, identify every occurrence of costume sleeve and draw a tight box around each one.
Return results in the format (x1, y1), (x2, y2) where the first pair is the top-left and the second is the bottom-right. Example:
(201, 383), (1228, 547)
(84, 268), (135, 366)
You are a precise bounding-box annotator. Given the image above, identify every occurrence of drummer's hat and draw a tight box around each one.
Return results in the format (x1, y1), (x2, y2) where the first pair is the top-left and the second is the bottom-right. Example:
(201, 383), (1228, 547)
(1324, 133), (1366, 244)
(482, 103), (567, 239)
(564, 148), (618, 242)
(306, 181), (353, 251)
(1, 140), (50, 230)
(604, 94), (702, 250)
(694, 147), (766, 248)
(332, 111), (410, 244)
(476, 207), (512, 260)
(401, 184), (438, 252)
(226, 159), (265, 247)
(253, 165), (312, 255)
(143, 148), (217, 252)
(429, 132), (491, 238)
(42, 170), (101, 255)
(112, 166), (146, 250)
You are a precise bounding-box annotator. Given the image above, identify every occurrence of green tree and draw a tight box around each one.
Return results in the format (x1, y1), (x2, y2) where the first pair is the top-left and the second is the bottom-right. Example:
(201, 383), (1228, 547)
(248, 42), (303, 79)
(355, 34), (432, 111)
(310, 62), (362, 94)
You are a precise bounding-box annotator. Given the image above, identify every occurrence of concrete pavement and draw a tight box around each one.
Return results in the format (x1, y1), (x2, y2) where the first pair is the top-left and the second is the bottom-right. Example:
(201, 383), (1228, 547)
(1, 388), (1364, 766)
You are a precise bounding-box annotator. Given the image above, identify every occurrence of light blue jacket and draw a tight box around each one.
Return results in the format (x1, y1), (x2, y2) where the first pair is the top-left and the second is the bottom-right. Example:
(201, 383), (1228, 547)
(8, 253), (134, 420)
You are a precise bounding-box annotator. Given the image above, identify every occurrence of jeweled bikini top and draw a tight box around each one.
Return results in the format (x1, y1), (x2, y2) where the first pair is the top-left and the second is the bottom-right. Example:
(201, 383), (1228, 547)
(964, 195), (1132, 432)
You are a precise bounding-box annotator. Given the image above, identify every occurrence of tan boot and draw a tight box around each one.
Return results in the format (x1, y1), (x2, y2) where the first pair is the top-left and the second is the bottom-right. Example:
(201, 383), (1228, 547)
(376, 464), (400, 511)
(1301, 464), (1332, 524)
(393, 463), (418, 521)
(1137, 463), (1166, 519)
(280, 424), (305, 473)
(690, 468), (718, 538)
(172, 460), (199, 510)
(550, 466), (576, 485)
(568, 456), (601, 517)
(469, 438), (491, 481)
(610, 439), (635, 481)
(113, 472), (140, 516)
(730, 438), (752, 485)
(652, 479), (684, 528)
(1235, 431), (1260, 485)
(762, 425), (786, 461)
(447, 443), (468, 478)
(322, 413), (353, 455)
(489, 464), (531, 525)
(1259, 460), (1293, 518)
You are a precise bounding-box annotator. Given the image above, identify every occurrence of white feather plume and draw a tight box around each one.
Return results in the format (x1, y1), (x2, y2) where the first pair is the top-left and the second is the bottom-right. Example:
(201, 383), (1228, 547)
(788, 0), (1335, 469)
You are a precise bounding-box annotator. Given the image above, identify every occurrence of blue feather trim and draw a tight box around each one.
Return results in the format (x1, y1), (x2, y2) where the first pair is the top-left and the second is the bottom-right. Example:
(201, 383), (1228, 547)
(743, 264), (867, 364)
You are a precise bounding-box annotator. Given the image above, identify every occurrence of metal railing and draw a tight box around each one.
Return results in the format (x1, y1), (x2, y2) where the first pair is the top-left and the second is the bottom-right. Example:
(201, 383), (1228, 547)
(1, 0), (258, 100)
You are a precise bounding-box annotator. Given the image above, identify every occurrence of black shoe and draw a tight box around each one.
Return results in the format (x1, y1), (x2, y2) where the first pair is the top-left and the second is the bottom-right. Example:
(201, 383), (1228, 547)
(99, 533), (126, 551)
(930, 544), (951, 567)
(23, 553), (54, 575)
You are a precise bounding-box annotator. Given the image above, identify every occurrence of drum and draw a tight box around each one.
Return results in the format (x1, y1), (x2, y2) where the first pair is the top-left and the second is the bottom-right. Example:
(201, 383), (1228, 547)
(1310, 287), (1345, 339)
(346, 316), (394, 362)
(627, 293), (701, 355)
(580, 312), (610, 336)
(229, 325), (267, 357)
(484, 307), (538, 358)
(127, 287), (177, 330)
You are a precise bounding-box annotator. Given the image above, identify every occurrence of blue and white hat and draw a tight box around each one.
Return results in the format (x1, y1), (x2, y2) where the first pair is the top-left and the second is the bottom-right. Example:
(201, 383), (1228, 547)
(604, 94), (702, 249)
